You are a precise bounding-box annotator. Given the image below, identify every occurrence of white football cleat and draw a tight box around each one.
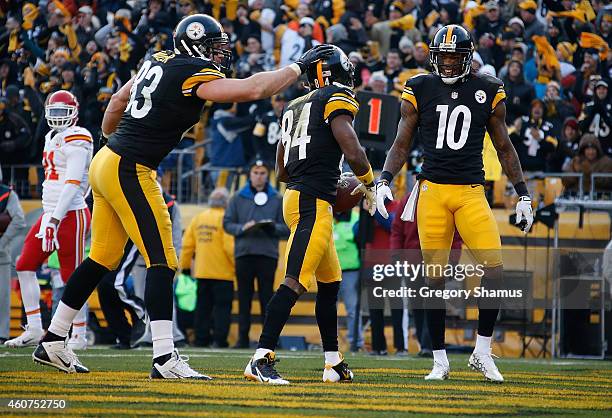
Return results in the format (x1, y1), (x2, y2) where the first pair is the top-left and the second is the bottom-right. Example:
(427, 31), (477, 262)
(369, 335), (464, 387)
(4, 325), (44, 348)
(323, 353), (354, 383)
(67, 334), (88, 351)
(424, 361), (450, 380)
(150, 349), (212, 380)
(32, 340), (89, 373)
(469, 351), (504, 383)
(244, 352), (290, 385)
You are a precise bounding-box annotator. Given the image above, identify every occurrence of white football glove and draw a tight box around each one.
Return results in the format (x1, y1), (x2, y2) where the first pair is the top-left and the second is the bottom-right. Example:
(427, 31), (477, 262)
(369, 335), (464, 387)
(515, 196), (533, 233)
(41, 220), (60, 253)
(375, 180), (394, 219)
(351, 183), (376, 216)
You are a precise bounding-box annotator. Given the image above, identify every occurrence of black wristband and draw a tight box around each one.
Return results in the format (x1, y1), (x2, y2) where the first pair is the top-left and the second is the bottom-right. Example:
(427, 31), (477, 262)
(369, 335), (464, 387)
(514, 181), (528, 196)
(379, 171), (394, 184)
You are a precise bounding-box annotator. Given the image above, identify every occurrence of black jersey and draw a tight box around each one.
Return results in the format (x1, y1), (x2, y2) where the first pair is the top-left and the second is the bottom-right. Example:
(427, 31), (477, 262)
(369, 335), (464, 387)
(282, 84), (359, 203)
(108, 51), (224, 168)
(402, 72), (506, 184)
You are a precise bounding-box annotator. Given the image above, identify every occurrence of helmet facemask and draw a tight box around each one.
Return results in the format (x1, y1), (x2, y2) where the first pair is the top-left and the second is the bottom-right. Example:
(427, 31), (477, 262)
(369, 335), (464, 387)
(45, 103), (78, 131)
(179, 34), (232, 71)
(430, 48), (473, 84)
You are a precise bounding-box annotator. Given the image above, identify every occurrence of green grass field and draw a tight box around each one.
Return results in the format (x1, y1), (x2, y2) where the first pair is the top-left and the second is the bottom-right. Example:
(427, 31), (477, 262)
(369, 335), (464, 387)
(0, 346), (611, 417)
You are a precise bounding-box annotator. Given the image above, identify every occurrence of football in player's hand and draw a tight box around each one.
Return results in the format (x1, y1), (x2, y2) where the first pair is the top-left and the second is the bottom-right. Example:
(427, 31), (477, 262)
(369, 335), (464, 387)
(334, 173), (362, 214)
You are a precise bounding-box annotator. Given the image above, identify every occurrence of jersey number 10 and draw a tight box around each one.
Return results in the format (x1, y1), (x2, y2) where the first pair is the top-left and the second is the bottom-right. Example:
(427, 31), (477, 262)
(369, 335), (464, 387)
(435, 104), (472, 150)
(281, 102), (312, 166)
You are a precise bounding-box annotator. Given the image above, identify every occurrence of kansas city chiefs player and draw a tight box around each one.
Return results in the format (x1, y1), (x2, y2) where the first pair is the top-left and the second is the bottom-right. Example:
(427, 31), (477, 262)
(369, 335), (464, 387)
(5, 91), (92, 352)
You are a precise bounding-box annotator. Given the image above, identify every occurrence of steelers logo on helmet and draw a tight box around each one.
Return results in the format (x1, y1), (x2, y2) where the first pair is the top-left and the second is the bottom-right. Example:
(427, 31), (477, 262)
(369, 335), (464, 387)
(186, 22), (205, 40)
(429, 24), (474, 85)
(174, 14), (232, 70)
(306, 45), (355, 89)
(340, 52), (351, 71)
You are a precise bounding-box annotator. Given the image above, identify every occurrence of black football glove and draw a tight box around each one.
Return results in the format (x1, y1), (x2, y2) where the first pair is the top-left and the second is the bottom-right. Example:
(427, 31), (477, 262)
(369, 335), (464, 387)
(295, 44), (334, 74)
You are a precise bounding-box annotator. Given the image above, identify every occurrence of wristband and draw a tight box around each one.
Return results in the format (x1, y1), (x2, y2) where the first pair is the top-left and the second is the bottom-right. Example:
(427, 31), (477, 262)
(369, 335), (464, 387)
(514, 181), (528, 196)
(357, 166), (374, 187)
(379, 170), (394, 184)
(288, 63), (302, 77)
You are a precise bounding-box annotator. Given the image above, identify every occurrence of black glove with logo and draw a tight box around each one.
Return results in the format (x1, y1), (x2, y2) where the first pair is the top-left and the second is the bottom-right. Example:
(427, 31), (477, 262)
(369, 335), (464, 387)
(295, 44), (334, 74)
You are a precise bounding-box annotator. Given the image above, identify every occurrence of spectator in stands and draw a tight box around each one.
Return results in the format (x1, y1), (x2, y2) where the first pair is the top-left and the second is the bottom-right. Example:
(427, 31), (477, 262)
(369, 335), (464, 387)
(370, 1), (410, 55)
(223, 160), (288, 348)
(507, 16), (526, 40)
(251, 95), (284, 167)
(366, 71), (388, 95)
(181, 188), (235, 348)
(549, 117), (581, 172)
(0, 167), (26, 344)
(475, 1), (505, 40)
(511, 99), (558, 172)
(279, 16), (319, 67)
(0, 98), (33, 167)
(504, 60), (536, 124)
(382, 49), (404, 94)
(235, 35), (274, 79)
(563, 134), (612, 196)
(546, 18), (565, 49)
(286, 3), (324, 44)
(573, 52), (602, 105)
(405, 41), (430, 71)
(556, 42), (577, 80)
(333, 209), (364, 352)
(326, 24), (358, 55)
(518, 0), (545, 38)
(543, 80), (576, 137)
(579, 80), (612, 156)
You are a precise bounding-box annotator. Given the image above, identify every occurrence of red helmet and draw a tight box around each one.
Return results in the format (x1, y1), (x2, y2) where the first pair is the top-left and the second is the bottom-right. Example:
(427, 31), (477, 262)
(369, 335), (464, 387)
(45, 90), (79, 130)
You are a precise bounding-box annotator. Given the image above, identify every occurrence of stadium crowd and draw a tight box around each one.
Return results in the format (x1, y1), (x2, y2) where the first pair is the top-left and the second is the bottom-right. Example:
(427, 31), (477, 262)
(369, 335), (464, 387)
(0, 0), (610, 187)
(0, 0), (611, 349)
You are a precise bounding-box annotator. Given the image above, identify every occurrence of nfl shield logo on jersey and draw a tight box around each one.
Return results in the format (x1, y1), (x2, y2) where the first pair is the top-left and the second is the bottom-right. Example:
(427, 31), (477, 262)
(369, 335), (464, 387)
(475, 90), (486, 103)
(451, 92), (458, 99)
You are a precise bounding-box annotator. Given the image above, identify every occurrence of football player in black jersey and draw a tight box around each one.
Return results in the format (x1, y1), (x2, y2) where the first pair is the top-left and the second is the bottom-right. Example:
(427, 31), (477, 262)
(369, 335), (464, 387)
(244, 45), (376, 385)
(33, 14), (336, 379)
(375, 25), (534, 383)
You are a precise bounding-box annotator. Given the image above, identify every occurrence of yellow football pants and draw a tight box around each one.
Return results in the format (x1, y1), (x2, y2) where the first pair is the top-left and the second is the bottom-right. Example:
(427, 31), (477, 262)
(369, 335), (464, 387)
(416, 180), (502, 268)
(88, 146), (178, 271)
(282, 189), (341, 290)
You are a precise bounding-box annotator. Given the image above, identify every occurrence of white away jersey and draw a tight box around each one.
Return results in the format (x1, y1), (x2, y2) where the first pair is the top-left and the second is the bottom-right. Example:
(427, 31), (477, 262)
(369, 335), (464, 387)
(42, 126), (93, 213)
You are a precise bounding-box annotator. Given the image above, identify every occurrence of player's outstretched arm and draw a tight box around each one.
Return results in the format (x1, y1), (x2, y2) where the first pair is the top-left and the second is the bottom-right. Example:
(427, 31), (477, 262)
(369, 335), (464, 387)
(381, 100), (419, 179)
(101, 77), (134, 137)
(488, 101), (533, 232)
(275, 141), (290, 183)
(196, 44), (335, 103)
(197, 66), (300, 103)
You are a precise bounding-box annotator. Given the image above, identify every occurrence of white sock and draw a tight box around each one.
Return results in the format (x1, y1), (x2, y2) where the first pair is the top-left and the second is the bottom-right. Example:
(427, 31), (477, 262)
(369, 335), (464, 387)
(324, 351), (341, 365)
(433, 349), (449, 366)
(71, 304), (88, 337)
(48, 301), (78, 338)
(475, 334), (492, 354)
(17, 271), (42, 330)
(151, 320), (174, 359)
(254, 348), (272, 360)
